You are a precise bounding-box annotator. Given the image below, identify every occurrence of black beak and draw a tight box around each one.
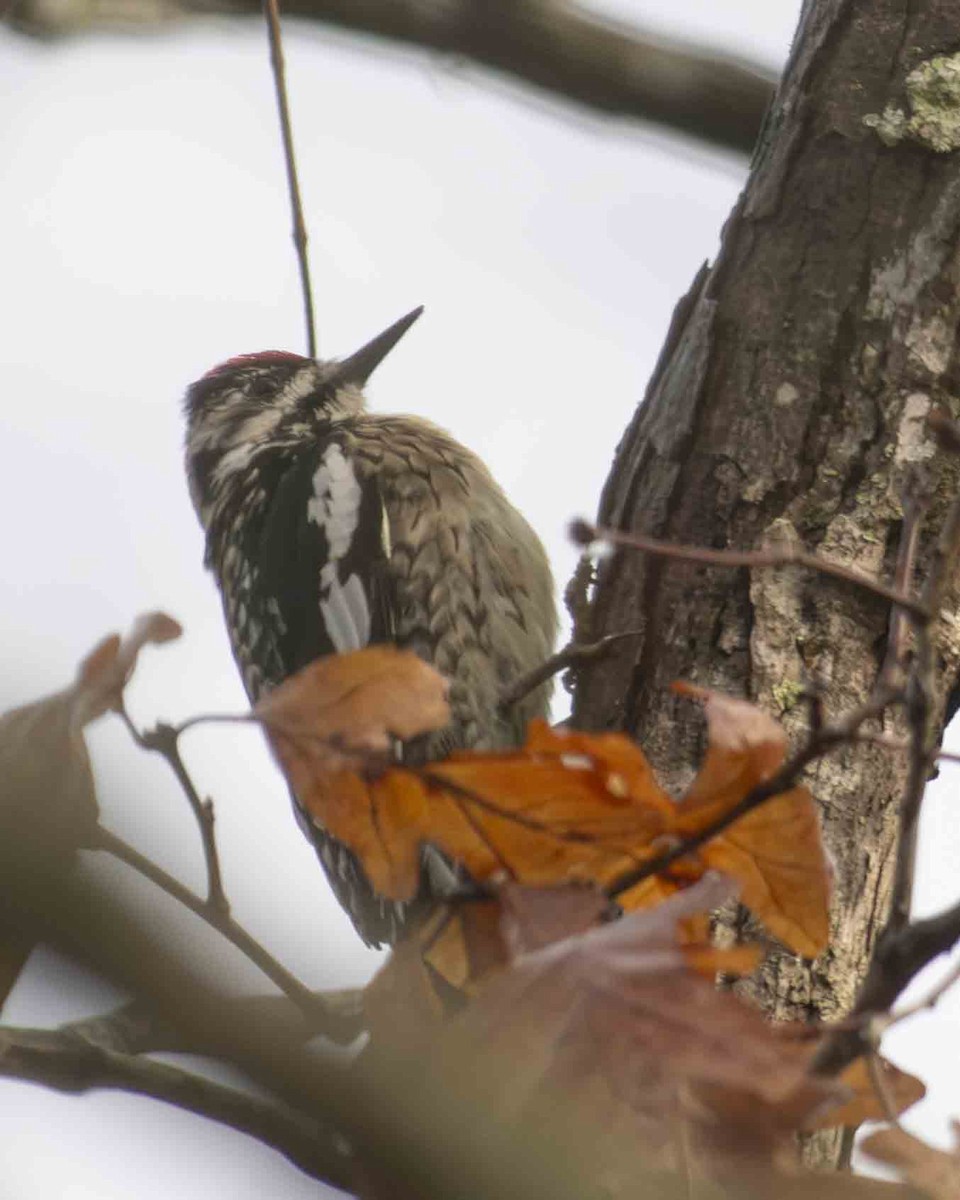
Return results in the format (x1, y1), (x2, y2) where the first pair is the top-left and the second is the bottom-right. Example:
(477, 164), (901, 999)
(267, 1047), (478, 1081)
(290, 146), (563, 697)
(328, 306), (424, 387)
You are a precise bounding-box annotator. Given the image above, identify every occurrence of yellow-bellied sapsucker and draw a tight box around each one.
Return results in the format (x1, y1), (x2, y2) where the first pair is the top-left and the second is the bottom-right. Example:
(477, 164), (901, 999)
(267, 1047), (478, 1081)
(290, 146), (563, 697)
(183, 308), (557, 945)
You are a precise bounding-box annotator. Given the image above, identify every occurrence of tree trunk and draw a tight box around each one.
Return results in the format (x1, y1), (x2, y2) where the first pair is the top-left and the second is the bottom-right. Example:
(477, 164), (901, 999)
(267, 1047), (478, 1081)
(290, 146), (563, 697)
(573, 0), (960, 1171)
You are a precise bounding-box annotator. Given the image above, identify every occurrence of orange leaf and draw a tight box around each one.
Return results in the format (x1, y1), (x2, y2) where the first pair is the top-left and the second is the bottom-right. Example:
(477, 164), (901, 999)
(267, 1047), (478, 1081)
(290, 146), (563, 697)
(673, 683), (788, 822)
(700, 785), (830, 957)
(808, 1057), (925, 1130)
(293, 718), (673, 902)
(683, 943), (763, 978)
(672, 685), (831, 957)
(257, 647), (450, 779)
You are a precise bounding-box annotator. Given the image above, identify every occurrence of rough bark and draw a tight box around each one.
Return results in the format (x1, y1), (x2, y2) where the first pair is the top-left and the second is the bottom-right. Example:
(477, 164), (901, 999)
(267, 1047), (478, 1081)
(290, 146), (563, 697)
(574, 0), (960, 1171)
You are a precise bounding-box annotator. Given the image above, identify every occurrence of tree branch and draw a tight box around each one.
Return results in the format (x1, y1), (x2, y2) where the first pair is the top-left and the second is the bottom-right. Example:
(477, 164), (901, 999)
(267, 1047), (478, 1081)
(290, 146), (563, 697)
(63, 989), (364, 1056)
(117, 703), (228, 914)
(92, 824), (364, 1044)
(572, 519), (930, 621)
(6, 0), (776, 156)
(814, 897), (960, 1077)
(0, 1024), (353, 1189)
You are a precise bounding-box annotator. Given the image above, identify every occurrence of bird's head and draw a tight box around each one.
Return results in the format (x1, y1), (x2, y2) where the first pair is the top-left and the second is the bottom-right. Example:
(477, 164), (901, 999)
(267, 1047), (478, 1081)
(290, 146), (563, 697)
(183, 306), (423, 513)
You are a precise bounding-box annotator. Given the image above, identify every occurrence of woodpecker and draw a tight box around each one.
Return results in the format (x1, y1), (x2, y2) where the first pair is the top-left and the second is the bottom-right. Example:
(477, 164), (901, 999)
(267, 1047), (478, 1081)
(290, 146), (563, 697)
(184, 308), (557, 945)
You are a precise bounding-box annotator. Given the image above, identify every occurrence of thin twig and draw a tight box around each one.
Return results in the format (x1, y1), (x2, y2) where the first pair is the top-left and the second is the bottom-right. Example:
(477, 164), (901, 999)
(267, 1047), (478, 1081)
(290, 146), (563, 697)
(499, 630), (641, 712)
(606, 690), (898, 902)
(878, 482), (930, 690)
(571, 519), (929, 621)
(886, 955), (960, 1029)
(117, 702), (228, 914)
(866, 1052), (904, 1129)
(0, 1024), (352, 1189)
(92, 825), (361, 1042)
(854, 733), (960, 768)
(264, 0), (317, 357)
(815, 896), (960, 1075)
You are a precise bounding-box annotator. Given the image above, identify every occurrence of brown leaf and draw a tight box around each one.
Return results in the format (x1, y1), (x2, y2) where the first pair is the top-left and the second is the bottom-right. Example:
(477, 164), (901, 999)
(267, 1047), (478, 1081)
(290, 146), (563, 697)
(498, 880), (611, 958)
(0, 615), (181, 1006)
(699, 785), (830, 956)
(862, 1124), (960, 1199)
(422, 884), (611, 998)
(73, 612), (182, 724)
(422, 874), (839, 1185)
(807, 1057), (926, 1130)
(302, 720), (671, 902)
(257, 647), (450, 781)
(672, 685), (831, 957)
(682, 942), (763, 978)
(267, 659), (829, 961)
(673, 682), (788, 819)
(364, 929), (447, 1052)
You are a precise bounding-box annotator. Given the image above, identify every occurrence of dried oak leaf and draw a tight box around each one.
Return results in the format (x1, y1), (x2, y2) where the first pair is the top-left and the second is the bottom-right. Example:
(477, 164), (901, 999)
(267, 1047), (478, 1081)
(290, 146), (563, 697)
(0, 613), (181, 1008)
(257, 646), (450, 783)
(320, 719), (671, 902)
(806, 1057), (926, 1130)
(261, 655), (828, 958)
(72, 611), (183, 724)
(422, 874), (839, 1186)
(667, 684), (831, 958)
(862, 1124), (960, 1200)
(428, 882), (611, 998)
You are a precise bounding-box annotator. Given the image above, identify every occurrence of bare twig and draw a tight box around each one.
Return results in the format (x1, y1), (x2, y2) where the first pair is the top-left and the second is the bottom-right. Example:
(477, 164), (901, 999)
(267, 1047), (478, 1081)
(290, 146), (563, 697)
(815, 897), (960, 1075)
(571, 519), (930, 621)
(117, 703), (228, 913)
(0, 1024), (352, 1188)
(92, 824), (362, 1042)
(878, 484), (930, 690)
(886, 955), (960, 1030)
(3, 852), (598, 1200)
(499, 630), (641, 712)
(264, 0), (317, 357)
(866, 1052), (904, 1129)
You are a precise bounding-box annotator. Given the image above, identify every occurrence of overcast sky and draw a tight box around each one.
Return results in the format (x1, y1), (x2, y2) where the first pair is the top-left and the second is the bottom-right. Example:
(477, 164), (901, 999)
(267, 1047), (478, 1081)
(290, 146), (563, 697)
(3, 2), (960, 1196)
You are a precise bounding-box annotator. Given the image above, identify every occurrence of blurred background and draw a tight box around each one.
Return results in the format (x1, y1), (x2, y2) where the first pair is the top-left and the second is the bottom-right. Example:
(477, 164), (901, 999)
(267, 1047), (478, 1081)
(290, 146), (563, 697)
(2, 1), (959, 1194)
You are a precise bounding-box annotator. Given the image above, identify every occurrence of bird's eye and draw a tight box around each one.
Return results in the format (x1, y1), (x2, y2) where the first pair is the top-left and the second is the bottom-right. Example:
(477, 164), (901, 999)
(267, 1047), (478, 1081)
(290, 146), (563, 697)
(246, 376), (277, 401)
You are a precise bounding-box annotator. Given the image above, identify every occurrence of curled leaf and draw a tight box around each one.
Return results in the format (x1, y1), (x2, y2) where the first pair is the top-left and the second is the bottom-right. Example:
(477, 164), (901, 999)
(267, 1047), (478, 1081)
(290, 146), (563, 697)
(672, 684), (831, 957)
(257, 647), (450, 780)
(0, 615), (181, 1007)
(808, 1057), (925, 1130)
(73, 611), (183, 724)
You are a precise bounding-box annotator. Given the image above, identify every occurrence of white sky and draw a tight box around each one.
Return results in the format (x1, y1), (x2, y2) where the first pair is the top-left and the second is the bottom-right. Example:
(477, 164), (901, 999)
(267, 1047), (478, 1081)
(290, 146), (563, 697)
(2, 2), (960, 1195)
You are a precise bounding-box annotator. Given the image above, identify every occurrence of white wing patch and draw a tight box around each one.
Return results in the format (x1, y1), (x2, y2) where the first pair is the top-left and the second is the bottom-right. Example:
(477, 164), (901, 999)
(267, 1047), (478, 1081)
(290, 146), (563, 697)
(307, 443), (370, 652)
